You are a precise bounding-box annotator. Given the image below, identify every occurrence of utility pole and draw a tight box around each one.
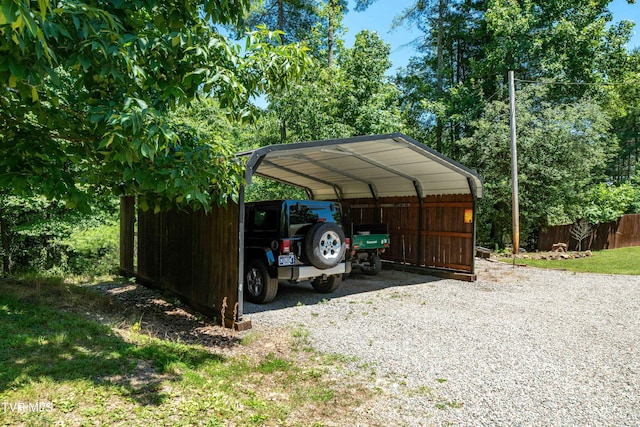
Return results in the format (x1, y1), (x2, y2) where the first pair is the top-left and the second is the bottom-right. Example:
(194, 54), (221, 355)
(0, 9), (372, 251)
(508, 70), (520, 261)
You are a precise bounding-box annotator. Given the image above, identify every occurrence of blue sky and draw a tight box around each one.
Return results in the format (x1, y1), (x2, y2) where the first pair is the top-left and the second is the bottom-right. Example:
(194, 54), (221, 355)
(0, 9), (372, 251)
(342, 0), (640, 73)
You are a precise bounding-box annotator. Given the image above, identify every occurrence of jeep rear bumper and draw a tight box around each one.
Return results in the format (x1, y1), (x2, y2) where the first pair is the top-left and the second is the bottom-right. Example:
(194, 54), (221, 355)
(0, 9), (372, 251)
(278, 262), (351, 282)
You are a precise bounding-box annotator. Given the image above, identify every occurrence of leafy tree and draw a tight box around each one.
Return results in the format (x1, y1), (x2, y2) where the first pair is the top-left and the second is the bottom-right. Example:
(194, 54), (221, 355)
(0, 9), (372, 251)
(300, 0), (347, 66)
(325, 0), (347, 67)
(228, 0), (348, 67)
(578, 181), (640, 224)
(1, 0), (308, 211)
(391, 0), (640, 250)
(607, 49), (640, 182)
(386, 0), (451, 152)
(267, 30), (404, 144)
(227, 0), (321, 44)
(270, 64), (355, 142)
(244, 176), (306, 202)
(240, 30), (405, 198)
(396, 0), (636, 157)
(458, 85), (612, 248)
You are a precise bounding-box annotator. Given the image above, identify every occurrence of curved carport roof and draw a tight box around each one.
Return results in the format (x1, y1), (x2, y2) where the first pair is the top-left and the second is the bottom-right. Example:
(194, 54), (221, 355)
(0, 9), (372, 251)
(239, 133), (483, 200)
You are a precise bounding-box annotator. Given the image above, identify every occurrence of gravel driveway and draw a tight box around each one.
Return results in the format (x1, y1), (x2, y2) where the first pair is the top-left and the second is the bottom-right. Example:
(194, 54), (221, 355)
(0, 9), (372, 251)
(244, 260), (640, 426)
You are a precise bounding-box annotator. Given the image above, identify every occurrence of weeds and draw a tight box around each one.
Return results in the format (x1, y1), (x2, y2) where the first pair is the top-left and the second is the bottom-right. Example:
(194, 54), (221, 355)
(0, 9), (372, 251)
(435, 400), (464, 410)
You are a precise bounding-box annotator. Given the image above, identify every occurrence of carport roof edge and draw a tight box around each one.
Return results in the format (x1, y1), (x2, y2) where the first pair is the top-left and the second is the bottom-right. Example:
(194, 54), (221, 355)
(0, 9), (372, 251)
(237, 133), (484, 200)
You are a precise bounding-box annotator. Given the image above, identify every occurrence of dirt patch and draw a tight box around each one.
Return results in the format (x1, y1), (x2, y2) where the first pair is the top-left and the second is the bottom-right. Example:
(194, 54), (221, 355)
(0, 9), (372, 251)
(82, 280), (305, 362)
(85, 281), (243, 353)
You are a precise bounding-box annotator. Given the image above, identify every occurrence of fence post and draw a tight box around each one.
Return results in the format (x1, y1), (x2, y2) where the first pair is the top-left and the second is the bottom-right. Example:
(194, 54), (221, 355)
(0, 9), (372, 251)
(119, 196), (135, 275)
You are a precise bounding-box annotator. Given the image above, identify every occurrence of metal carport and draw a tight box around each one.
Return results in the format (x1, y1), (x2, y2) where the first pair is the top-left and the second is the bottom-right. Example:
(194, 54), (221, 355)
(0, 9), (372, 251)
(236, 133), (483, 321)
(120, 133), (483, 329)
(239, 133), (483, 201)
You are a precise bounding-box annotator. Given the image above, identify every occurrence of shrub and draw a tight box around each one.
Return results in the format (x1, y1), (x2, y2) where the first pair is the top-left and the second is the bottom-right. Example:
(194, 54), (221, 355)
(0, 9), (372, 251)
(579, 182), (640, 224)
(55, 223), (120, 276)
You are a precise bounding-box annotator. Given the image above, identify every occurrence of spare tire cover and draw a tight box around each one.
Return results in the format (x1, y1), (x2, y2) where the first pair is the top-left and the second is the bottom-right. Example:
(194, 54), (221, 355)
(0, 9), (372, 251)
(304, 222), (346, 269)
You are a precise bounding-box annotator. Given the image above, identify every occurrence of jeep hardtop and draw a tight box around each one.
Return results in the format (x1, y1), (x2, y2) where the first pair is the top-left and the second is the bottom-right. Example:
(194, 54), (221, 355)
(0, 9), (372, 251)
(244, 199), (351, 303)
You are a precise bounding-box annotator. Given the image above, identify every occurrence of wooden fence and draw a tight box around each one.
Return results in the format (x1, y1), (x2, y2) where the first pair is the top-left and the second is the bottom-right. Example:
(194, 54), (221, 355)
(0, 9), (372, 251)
(343, 194), (476, 277)
(120, 197), (241, 327)
(538, 214), (640, 251)
(120, 192), (479, 325)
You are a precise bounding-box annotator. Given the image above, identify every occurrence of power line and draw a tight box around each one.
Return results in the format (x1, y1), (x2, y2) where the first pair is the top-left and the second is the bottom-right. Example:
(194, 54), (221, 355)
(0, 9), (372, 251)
(515, 78), (640, 86)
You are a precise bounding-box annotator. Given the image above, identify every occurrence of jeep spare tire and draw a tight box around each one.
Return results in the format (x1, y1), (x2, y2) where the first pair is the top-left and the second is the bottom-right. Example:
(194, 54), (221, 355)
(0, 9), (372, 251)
(304, 222), (346, 269)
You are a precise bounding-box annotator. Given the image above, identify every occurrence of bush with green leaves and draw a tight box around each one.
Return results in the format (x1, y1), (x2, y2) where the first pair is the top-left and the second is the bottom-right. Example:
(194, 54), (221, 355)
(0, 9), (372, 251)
(1, 194), (119, 277)
(54, 223), (120, 276)
(578, 181), (640, 224)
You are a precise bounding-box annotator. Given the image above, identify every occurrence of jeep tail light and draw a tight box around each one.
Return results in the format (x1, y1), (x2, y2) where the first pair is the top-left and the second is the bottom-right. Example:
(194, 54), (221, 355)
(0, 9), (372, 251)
(345, 237), (350, 250)
(280, 239), (292, 254)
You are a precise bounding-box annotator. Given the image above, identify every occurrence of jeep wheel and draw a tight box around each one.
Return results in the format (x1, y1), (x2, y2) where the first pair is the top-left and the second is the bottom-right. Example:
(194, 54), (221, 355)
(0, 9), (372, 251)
(245, 259), (278, 304)
(361, 254), (382, 276)
(311, 274), (342, 293)
(305, 222), (346, 269)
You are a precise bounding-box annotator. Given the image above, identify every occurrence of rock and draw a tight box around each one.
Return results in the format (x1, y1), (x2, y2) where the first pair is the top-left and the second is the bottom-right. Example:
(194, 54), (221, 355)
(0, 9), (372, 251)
(552, 243), (568, 253)
(476, 247), (492, 259)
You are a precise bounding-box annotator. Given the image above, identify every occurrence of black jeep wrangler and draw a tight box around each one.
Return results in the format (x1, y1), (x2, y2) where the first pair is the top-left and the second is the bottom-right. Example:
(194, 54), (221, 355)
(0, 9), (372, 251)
(244, 199), (351, 303)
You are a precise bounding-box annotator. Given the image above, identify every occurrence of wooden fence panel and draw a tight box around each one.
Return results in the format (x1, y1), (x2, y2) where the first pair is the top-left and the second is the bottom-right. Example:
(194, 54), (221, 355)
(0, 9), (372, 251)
(612, 214), (640, 248)
(342, 194), (475, 273)
(422, 195), (474, 272)
(538, 214), (640, 251)
(135, 203), (239, 326)
(137, 207), (163, 282)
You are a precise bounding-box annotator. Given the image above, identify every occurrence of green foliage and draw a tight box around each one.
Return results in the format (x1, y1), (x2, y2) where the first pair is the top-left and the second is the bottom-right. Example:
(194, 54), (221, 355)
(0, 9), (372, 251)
(227, 0), (321, 45)
(245, 176), (306, 202)
(55, 223), (119, 276)
(578, 182), (640, 224)
(271, 65), (355, 141)
(458, 86), (612, 247)
(0, 193), (118, 276)
(1, 1), (309, 212)
(607, 50), (640, 182)
(267, 30), (404, 143)
(392, 0), (640, 251)
(237, 29), (407, 200)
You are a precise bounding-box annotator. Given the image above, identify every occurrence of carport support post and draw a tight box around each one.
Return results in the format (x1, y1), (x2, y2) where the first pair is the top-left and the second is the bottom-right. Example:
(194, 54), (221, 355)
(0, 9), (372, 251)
(468, 177), (478, 275)
(412, 181), (424, 266)
(237, 185), (246, 323)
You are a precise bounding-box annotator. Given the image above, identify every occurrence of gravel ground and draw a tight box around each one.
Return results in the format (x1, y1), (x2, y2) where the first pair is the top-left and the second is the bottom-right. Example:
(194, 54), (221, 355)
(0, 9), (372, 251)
(244, 260), (640, 426)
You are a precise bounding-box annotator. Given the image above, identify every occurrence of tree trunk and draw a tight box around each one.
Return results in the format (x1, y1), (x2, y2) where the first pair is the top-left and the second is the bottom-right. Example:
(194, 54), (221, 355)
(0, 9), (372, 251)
(435, 0), (445, 153)
(327, 0), (336, 67)
(277, 0), (285, 32)
(0, 208), (11, 275)
(280, 118), (287, 143)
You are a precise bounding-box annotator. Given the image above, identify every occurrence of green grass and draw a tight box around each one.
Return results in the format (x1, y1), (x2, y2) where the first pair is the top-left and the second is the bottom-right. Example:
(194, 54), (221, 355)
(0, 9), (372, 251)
(508, 246), (640, 275)
(0, 277), (369, 426)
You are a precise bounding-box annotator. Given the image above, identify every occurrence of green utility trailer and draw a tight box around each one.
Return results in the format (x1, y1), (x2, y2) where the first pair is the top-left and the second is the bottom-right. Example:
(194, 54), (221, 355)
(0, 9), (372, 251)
(348, 224), (390, 276)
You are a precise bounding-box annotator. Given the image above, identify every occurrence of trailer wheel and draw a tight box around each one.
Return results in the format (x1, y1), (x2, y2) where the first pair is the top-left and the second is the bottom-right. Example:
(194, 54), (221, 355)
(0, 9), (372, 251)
(361, 254), (382, 276)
